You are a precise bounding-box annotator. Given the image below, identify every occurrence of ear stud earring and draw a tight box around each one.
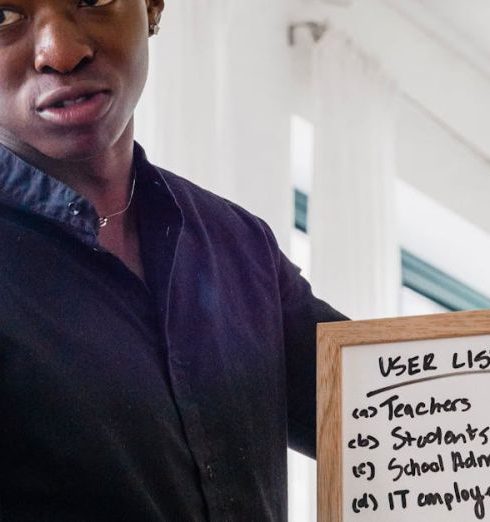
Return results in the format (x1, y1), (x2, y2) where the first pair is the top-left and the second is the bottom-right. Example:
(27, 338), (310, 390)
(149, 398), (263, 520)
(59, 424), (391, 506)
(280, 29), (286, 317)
(149, 23), (160, 36)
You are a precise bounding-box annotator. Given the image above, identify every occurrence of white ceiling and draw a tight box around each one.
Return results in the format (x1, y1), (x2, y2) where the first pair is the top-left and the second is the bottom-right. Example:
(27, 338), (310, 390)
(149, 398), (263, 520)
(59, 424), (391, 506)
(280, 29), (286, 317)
(385, 0), (490, 74)
(419, 0), (490, 57)
(303, 0), (490, 234)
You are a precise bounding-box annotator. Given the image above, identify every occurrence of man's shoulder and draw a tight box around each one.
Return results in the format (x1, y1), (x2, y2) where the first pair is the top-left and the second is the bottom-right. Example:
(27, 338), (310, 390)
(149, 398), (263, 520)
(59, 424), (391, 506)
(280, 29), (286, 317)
(157, 167), (274, 236)
(152, 166), (281, 265)
(156, 167), (252, 216)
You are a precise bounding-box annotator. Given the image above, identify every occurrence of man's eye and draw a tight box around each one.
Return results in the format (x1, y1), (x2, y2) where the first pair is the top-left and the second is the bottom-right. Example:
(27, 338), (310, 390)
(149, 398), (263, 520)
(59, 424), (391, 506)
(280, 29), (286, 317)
(78, 0), (114, 7)
(0, 9), (23, 27)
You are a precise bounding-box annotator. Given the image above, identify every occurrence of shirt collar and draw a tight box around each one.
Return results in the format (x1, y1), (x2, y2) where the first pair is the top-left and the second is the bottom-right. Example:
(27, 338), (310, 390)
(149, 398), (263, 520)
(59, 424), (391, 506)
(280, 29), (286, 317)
(0, 140), (169, 248)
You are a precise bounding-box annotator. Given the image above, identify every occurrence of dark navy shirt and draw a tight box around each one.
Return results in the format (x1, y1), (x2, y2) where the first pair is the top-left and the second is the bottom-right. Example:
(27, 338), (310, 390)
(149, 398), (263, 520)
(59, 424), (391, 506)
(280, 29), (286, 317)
(0, 141), (346, 521)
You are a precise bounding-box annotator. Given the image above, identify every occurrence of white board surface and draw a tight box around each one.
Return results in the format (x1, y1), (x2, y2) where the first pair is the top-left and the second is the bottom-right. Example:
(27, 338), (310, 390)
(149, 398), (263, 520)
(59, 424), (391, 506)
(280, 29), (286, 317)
(342, 333), (490, 521)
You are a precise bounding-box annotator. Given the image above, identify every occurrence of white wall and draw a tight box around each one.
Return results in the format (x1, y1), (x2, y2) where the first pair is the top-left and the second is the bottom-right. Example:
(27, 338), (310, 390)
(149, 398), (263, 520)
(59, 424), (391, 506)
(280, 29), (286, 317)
(295, 0), (490, 239)
(136, 0), (296, 251)
(396, 97), (490, 236)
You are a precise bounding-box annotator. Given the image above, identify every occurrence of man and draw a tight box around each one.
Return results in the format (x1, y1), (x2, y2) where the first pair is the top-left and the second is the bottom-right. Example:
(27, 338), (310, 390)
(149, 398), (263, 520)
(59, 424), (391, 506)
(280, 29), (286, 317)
(0, 0), (346, 520)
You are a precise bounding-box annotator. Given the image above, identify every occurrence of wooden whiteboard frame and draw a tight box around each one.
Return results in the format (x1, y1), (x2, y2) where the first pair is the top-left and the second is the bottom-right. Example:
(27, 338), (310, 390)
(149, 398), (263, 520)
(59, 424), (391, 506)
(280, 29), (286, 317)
(317, 309), (490, 522)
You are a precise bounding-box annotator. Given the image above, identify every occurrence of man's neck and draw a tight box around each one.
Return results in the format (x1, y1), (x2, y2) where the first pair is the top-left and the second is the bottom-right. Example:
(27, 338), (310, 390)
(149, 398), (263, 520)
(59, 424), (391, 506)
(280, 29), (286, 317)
(0, 125), (135, 222)
(0, 126), (147, 282)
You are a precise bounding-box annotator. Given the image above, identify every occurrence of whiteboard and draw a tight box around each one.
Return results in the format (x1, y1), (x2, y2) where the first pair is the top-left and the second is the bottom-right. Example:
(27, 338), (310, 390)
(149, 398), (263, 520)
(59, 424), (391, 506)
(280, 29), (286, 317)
(317, 311), (490, 522)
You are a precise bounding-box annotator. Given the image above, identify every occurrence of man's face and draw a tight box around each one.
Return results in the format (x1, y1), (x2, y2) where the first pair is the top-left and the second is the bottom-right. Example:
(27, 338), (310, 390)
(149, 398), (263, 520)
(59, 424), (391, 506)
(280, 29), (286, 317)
(0, 0), (160, 161)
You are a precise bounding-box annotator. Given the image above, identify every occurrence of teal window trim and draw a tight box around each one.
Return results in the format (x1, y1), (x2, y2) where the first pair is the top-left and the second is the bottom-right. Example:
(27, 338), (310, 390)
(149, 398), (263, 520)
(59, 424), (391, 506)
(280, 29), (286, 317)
(402, 249), (490, 312)
(294, 189), (308, 233)
(293, 188), (490, 311)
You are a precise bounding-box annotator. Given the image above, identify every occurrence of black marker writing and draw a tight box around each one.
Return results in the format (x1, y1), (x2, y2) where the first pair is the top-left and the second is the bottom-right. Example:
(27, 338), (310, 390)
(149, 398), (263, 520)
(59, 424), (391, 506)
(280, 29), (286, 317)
(387, 489), (409, 510)
(378, 353), (437, 378)
(378, 394), (471, 421)
(348, 433), (380, 450)
(391, 424), (489, 451)
(388, 455), (444, 482)
(352, 461), (375, 481)
(352, 493), (378, 513)
(417, 482), (490, 520)
(453, 350), (490, 370)
(352, 405), (377, 419)
(452, 450), (490, 472)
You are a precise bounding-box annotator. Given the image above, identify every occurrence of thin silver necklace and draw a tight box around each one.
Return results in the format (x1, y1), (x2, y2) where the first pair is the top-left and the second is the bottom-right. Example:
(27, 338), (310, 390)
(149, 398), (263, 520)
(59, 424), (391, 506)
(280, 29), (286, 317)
(98, 169), (137, 228)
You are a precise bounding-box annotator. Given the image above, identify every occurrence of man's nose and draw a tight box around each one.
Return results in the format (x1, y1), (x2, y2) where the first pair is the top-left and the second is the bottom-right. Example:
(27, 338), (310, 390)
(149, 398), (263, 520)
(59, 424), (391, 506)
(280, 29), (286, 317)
(34, 14), (95, 74)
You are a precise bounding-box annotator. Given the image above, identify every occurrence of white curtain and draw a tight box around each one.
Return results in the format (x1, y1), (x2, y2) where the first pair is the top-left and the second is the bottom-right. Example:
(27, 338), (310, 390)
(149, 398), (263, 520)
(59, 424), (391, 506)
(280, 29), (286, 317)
(135, 0), (293, 250)
(309, 29), (400, 320)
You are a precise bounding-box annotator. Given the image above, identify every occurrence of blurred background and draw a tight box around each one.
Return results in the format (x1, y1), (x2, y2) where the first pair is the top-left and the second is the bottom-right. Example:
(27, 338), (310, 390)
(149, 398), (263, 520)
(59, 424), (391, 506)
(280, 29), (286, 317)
(134, 0), (490, 519)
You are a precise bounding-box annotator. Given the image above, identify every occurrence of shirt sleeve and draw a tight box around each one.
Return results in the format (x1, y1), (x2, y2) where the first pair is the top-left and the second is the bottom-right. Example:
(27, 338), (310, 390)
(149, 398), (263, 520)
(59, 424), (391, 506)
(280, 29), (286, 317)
(257, 217), (348, 459)
(278, 249), (348, 458)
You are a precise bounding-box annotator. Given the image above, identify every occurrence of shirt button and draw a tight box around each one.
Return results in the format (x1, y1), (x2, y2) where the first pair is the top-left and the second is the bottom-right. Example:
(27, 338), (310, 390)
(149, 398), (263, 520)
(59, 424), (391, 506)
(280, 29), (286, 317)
(68, 202), (81, 216)
(205, 463), (215, 480)
(153, 180), (161, 186)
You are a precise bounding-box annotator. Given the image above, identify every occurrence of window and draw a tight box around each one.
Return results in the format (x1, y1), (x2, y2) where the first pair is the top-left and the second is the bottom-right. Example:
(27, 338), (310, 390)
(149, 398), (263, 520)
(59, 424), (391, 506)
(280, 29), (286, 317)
(401, 249), (490, 314)
(397, 179), (490, 316)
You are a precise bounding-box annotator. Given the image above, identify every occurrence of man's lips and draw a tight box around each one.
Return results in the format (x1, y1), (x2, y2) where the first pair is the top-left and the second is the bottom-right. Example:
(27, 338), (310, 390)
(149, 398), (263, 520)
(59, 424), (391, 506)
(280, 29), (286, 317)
(35, 83), (113, 127)
(36, 83), (111, 111)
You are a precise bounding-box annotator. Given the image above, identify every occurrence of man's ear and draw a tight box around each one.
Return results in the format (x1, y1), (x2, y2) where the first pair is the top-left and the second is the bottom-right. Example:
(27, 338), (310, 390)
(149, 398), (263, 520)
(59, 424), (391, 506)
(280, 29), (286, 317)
(147, 0), (164, 27)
